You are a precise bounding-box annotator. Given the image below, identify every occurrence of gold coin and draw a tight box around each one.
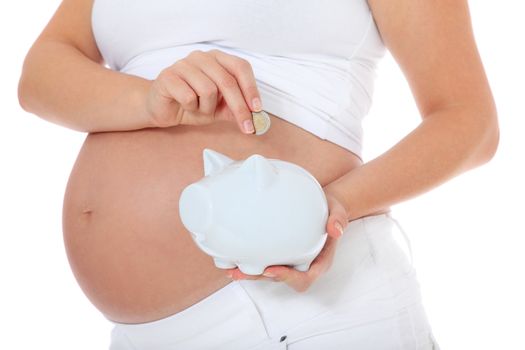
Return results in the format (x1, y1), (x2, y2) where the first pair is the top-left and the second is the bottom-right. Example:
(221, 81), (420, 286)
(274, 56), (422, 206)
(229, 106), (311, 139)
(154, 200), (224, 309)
(252, 110), (271, 135)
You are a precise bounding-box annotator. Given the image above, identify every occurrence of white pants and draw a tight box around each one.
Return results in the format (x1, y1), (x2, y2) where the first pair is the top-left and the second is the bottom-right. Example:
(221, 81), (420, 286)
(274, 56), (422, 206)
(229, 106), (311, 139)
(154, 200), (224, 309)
(109, 213), (440, 349)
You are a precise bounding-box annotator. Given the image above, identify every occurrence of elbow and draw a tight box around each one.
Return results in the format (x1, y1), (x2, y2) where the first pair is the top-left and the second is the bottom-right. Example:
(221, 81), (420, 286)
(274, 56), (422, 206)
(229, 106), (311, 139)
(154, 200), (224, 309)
(18, 52), (34, 113)
(17, 73), (31, 113)
(483, 120), (500, 163)
(18, 65), (39, 115)
(475, 108), (500, 165)
(18, 51), (42, 115)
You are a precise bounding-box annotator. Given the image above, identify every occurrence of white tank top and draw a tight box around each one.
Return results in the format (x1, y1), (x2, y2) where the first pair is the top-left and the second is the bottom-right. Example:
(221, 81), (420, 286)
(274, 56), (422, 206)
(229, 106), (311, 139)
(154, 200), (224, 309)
(92, 0), (386, 157)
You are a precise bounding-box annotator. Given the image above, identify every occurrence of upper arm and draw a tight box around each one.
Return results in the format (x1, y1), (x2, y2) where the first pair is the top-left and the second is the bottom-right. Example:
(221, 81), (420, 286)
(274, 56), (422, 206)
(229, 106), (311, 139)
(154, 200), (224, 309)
(32, 0), (102, 64)
(366, 0), (496, 118)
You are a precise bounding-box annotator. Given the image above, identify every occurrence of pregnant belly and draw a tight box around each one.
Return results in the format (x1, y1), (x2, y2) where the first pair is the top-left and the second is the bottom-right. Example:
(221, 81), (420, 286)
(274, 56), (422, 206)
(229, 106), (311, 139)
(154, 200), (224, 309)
(62, 112), (362, 324)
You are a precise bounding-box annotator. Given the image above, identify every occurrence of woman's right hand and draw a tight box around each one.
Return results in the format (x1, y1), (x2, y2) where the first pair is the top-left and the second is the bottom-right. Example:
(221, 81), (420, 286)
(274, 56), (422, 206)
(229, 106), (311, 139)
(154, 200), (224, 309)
(145, 49), (262, 134)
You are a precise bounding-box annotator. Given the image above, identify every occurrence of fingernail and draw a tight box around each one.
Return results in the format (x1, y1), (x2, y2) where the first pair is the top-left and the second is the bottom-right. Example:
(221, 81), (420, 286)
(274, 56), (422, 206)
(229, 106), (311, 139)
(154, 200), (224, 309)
(243, 119), (254, 133)
(263, 271), (276, 278)
(335, 221), (344, 237)
(252, 97), (262, 111)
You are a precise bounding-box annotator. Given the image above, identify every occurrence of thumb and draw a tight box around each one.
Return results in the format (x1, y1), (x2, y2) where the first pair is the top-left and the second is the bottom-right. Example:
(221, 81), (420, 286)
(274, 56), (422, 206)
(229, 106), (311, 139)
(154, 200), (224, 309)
(325, 196), (348, 239)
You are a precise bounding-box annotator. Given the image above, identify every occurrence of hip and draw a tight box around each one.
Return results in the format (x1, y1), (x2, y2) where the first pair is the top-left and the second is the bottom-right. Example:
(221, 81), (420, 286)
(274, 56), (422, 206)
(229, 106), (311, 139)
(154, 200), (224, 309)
(109, 213), (440, 349)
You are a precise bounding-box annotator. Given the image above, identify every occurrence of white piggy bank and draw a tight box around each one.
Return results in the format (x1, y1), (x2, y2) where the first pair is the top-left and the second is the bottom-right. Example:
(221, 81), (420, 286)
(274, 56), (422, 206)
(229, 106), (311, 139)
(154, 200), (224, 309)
(178, 148), (328, 275)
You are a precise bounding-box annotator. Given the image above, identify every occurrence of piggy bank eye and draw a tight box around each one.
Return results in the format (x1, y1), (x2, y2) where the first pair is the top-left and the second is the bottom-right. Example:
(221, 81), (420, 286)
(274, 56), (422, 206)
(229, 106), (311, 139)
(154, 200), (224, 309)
(179, 184), (213, 233)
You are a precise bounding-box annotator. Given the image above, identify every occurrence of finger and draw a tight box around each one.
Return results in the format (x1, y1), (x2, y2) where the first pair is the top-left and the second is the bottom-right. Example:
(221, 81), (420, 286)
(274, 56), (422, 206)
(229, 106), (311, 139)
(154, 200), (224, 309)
(157, 68), (198, 112)
(213, 94), (236, 122)
(309, 236), (338, 273)
(325, 198), (348, 239)
(224, 268), (237, 277)
(263, 266), (312, 293)
(230, 270), (273, 281)
(211, 49), (263, 112)
(326, 217), (345, 239)
(172, 60), (218, 115)
(273, 238), (337, 291)
(194, 50), (255, 134)
(194, 78), (218, 116)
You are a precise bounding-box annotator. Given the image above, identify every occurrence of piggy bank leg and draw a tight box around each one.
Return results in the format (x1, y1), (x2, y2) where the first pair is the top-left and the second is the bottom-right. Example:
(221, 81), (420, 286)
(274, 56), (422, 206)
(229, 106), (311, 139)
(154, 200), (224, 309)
(294, 261), (312, 272)
(237, 264), (266, 276)
(213, 257), (237, 269)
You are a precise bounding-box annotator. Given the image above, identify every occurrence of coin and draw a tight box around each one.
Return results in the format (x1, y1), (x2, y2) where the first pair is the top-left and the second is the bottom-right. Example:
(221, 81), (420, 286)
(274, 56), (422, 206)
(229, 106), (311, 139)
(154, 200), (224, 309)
(251, 110), (271, 135)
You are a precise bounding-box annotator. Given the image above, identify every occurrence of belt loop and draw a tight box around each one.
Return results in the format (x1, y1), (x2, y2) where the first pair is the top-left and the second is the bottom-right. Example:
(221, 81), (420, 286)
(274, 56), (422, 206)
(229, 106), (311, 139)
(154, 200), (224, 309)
(386, 212), (414, 266)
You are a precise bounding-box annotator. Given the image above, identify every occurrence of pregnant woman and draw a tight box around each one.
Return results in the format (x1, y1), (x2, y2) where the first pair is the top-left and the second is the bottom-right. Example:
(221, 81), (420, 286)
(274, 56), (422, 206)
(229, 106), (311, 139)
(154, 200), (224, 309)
(18, 0), (499, 349)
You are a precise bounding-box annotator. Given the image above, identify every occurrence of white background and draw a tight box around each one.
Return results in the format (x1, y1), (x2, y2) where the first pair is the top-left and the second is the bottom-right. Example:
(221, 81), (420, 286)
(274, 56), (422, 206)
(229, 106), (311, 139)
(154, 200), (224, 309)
(1, 1), (524, 349)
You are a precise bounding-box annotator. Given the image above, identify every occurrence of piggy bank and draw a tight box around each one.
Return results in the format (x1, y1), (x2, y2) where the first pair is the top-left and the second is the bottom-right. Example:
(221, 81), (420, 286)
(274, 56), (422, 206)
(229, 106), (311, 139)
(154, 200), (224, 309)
(178, 148), (328, 275)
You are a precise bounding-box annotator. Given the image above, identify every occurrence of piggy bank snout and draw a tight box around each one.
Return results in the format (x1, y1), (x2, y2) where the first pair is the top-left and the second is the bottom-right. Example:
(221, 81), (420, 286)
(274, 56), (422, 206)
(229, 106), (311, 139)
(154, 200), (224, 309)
(179, 184), (213, 233)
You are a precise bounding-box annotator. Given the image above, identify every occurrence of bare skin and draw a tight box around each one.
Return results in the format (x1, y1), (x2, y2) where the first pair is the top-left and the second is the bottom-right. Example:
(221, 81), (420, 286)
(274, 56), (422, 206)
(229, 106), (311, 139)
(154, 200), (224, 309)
(19, 0), (499, 324)
(62, 113), (362, 323)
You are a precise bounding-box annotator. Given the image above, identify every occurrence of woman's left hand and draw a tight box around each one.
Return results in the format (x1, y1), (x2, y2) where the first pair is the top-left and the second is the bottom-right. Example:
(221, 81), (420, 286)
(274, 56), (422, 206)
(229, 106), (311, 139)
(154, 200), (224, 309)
(224, 187), (349, 292)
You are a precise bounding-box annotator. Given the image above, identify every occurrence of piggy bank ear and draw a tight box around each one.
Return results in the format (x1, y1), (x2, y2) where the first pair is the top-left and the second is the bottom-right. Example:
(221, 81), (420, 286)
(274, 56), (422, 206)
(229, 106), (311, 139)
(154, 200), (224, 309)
(238, 154), (278, 191)
(203, 148), (235, 176)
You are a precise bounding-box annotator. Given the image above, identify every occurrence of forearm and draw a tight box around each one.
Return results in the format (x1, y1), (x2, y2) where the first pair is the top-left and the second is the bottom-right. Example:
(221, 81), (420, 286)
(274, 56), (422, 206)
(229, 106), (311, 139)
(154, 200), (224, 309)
(325, 106), (499, 221)
(18, 40), (157, 133)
